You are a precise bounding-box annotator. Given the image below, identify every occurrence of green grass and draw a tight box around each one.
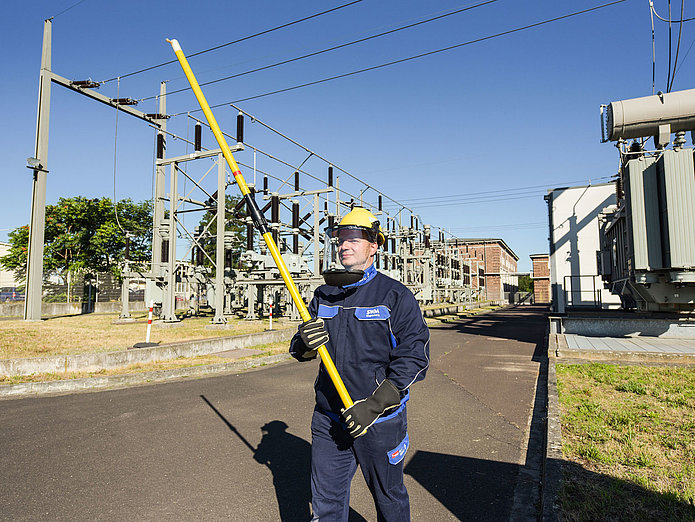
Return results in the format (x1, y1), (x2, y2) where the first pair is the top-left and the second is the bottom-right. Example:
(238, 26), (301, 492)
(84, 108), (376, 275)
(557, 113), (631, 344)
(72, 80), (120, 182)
(557, 363), (695, 521)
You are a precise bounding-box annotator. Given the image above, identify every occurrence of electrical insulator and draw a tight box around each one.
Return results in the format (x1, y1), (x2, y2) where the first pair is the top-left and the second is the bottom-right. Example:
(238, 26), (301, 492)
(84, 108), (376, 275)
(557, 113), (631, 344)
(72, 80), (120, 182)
(161, 240), (169, 263)
(263, 175), (268, 195)
(246, 222), (254, 251)
(157, 133), (165, 159)
(236, 111), (244, 143)
(224, 231), (236, 249)
(271, 194), (280, 243)
(124, 235), (130, 261)
(328, 165), (333, 187)
(292, 201), (300, 229)
(378, 195), (382, 212)
(225, 249), (233, 269)
(194, 122), (202, 152)
(292, 200), (300, 254)
(295, 171), (300, 192)
(271, 194), (280, 223)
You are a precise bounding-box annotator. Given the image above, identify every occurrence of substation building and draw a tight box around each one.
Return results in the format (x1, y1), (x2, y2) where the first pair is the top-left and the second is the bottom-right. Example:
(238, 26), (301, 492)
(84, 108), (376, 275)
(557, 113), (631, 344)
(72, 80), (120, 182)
(444, 238), (520, 303)
(530, 254), (550, 304)
(545, 183), (622, 314)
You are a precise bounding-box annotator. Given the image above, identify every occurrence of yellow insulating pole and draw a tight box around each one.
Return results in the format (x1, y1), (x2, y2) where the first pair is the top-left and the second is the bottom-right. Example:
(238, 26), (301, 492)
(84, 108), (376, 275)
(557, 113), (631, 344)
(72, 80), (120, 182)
(166, 39), (353, 408)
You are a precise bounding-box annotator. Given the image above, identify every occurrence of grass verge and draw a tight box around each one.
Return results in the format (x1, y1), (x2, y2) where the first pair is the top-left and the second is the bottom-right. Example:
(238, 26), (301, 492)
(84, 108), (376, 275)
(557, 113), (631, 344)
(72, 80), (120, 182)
(0, 341), (290, 385)
(557, 363), (695, 521)
(0, 312), (286, 359)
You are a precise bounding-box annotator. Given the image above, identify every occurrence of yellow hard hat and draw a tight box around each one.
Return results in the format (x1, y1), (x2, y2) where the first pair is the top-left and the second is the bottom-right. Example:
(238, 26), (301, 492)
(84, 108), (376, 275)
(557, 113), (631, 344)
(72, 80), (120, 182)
(335, 207), (385, 246)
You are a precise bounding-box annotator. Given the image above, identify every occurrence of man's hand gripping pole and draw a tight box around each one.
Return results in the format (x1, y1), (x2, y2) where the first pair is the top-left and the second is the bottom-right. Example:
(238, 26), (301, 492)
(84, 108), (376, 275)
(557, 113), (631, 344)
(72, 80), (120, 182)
(166, 39), (353, 409)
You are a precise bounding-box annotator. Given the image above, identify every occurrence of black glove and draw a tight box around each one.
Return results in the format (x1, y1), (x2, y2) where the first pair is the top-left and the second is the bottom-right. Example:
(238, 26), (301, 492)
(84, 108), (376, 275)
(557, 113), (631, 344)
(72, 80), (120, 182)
(297, 317), (329, 360)
(340, 379), (401, 438)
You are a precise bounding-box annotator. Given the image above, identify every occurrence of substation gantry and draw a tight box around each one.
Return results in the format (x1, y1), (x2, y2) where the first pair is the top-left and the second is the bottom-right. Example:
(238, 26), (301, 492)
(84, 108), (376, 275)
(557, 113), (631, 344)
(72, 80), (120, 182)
(26, 19), (475, 324)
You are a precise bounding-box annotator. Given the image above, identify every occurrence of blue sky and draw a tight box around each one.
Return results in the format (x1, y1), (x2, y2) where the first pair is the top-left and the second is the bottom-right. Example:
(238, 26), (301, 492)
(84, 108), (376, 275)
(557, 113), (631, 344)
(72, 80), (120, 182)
(2, 0), (690, 271)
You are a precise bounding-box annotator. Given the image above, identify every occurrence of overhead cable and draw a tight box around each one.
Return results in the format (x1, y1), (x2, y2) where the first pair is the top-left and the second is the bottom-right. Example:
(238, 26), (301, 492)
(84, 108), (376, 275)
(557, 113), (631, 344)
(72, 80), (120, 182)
(386, 193), (544, 209)
(668, 0), (685, 91)
(390, 177), (612, 205)
(226, 106), (412, 212)
(138, 0), (497, 102)
(174, 0), (629, 112)
(100, 0), (363, 83)
(650, 0), (695, 22)
(667, 1), (673, 91)
(49, 0), (92, 19)
(180, 114), (386, 212)
(674, 34), (695, 74)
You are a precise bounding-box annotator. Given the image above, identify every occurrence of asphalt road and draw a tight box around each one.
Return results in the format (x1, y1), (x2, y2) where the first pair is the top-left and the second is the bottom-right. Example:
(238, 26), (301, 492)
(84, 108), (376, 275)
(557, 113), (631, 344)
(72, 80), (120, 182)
(0, 305), (548, 521)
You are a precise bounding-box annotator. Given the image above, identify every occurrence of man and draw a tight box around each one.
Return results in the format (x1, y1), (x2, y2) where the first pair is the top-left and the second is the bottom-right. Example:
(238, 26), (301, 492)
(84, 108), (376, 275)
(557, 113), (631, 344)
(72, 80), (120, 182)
(290, 207), (430, 521)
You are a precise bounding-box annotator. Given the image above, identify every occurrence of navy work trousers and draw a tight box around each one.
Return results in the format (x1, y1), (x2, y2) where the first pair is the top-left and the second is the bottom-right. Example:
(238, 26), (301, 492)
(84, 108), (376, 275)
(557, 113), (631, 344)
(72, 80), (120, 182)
(310, 407), (410, 521)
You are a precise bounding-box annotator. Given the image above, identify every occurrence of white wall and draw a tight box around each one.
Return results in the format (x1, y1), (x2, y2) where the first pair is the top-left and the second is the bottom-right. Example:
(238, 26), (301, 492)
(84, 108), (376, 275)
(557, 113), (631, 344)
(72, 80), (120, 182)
(547, 183), (621, 313)
(0, 242), (18, 288)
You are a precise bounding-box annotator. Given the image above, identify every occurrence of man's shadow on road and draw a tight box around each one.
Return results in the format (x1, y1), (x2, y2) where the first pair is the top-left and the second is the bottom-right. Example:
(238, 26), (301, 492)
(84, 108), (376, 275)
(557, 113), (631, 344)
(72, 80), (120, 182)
(201, 396), (366, 521)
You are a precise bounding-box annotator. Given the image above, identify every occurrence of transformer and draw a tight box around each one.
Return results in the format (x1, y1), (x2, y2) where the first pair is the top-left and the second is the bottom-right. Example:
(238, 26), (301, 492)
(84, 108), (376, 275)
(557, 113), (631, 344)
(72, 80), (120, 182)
(597, 89), (695, 311)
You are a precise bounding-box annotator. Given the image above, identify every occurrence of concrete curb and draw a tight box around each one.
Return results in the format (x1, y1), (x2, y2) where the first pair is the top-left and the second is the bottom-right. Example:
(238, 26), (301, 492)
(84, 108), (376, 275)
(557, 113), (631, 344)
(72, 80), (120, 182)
(509, 318), (548, 520)
(0, 328), (295, 377)
(555, 347), (695, 365)
(422, 301), (501, 318)
(0, 353), (293, 399)
(541, 333), (563, 521)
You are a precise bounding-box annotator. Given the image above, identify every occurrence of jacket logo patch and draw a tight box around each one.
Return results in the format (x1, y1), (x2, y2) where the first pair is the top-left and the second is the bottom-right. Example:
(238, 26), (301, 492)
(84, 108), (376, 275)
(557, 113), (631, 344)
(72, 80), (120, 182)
(355, 306), (390, 320)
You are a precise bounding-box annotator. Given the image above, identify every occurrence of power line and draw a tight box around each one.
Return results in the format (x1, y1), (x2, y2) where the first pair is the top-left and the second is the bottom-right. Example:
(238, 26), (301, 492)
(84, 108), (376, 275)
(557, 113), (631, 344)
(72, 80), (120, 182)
(100, 0), (363, 83)
(674, 34), (695, 74)
(138, 0), (498, 102)
(450, 221), (547, 231)
(385, 193), (544, 209)
(49, 0), (92, 19)
(386, 177), (613, 205)
(668, 0), (685, 91)
(650, 0), (695, 22)
(175, 0), (629, 112)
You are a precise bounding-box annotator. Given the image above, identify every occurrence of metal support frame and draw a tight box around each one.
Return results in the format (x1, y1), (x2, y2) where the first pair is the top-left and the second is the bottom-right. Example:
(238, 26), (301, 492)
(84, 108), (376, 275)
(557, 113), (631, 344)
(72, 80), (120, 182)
(153, 145), (243, 323)
(25, 19), (162, 321)
(24, 20), (53, 321)
(213, 153), (226, 324)
(161, 163), (179, 322)
(24, 22), (475, 326)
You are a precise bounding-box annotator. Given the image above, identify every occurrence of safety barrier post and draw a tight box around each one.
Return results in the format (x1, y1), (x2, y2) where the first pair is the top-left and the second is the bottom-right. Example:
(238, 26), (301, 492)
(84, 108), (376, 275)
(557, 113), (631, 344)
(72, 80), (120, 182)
(145, 300), (154, 343)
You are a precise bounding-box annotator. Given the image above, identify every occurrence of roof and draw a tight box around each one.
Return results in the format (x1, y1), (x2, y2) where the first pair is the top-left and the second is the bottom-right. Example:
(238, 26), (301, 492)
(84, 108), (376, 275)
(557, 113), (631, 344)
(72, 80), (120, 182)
(529, 253), (549, 258)
(448, 238), (519, 261)
(545, 181), (615, 196)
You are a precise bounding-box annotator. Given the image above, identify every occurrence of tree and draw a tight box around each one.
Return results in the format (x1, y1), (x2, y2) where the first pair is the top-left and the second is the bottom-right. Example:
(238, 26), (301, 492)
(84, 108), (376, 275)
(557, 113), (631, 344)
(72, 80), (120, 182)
(0, 196), (152, 283)
(518, 274), (534, 293)
(194, 194), (247, 271)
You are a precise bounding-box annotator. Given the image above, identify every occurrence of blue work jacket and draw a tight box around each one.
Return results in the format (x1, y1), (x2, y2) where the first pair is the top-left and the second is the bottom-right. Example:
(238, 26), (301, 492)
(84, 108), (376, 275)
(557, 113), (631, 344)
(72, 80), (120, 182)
(290, 265), (430, 415)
